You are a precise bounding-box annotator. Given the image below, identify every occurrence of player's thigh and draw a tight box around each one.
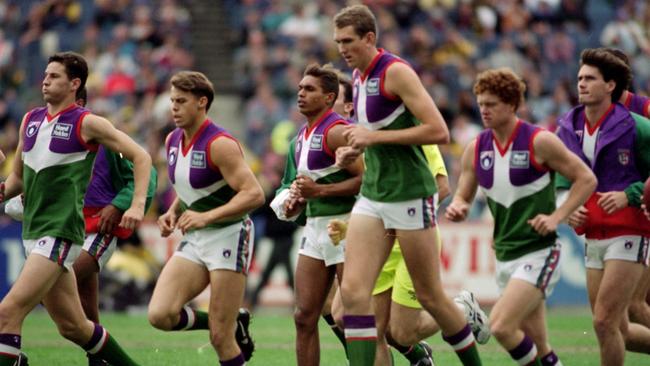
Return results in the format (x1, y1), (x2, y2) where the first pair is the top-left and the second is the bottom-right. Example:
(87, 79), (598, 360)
(149, 256), (209, 311)
(208, 269), (246, 327)
(596, 259), (645, 315)
(396, 227), (443, 295)
(42, 269), (92, 338)
(343, 213), (394, 294)
(295, 254), (335, 312)
(491, 279), (544, 330)
(632, 266), (650, 302)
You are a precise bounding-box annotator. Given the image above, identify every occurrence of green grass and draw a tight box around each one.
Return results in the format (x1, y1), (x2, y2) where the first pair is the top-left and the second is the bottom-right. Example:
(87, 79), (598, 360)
(20, 307), (646, 365)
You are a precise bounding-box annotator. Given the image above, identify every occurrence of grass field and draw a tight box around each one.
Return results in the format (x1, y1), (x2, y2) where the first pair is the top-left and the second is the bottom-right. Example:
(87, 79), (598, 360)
(20, 307), (646, 365)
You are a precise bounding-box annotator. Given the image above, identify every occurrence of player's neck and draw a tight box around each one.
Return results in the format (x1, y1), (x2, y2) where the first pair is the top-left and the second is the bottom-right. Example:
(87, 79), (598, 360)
(584, 100), (612, 128)
(359, 48), (380, 74)
(47, 96), (77, 117)
(619, 90), (630, 104)
(306, 108), (331, 127)
(184, 114), (208, 140)
(492, 116), (519, 145)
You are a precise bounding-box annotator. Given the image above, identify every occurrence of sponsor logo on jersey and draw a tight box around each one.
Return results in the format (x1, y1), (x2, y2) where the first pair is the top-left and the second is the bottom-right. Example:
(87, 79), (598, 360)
(191, 151), (206, 168)
(366, 78), (380, 96)
(310, 134), (323, 150)
(51, 123), (73, 140)
(618, 149), (630, 166)
(168, 147), (178, 166)
(510, 151), (530, 169)
(26, 120), (41, 138)
(480, 151), (494, 170)
(223, 249), (231, 258)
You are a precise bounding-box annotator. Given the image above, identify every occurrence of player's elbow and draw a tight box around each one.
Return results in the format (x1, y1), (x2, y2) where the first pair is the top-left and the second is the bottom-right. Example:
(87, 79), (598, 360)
(249, 185), (265, 210)
(581, 171), (597, 196)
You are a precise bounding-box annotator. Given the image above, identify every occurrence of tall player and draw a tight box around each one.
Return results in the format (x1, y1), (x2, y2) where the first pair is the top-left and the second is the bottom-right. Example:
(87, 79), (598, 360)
(147, 71), (264, 366)
(0, 51), (151, 366)
(333, 5), (482, 365)
(557, 48), (650, 366)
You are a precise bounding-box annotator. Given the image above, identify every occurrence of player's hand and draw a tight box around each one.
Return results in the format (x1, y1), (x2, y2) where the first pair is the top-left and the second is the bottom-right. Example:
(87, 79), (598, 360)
(335, 146), (362, 168)
(327, 219), (348, 246)
(445, 199), (469, 222)
(343, 125), (374, 150)
(642, 197), (650, 221)
(157, 210), (178, 237)
(119, 206), (144, 230)
(527, 214), (559, 236)
(284, 184), (305, 217)
(295, 175), (321, 199)
(567, 206), (588, 228)
(596, 191), (628, 214)
(96, 204), (122, 234)
(177, 210), (211, 234)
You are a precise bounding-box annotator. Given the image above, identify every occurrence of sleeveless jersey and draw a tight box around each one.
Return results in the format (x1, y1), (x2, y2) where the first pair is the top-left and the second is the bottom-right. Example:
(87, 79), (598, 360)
(167, 120), (243, 229)
(22, 105), (97, 244)
(295, 110), (356, 217)
(475, 121), (556, 261)
(353, 49), (436, 202)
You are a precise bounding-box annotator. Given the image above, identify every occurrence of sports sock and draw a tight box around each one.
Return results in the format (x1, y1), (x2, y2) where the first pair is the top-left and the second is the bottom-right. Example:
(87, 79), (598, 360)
(220, 352), (245, 366)
(0, 334), (20, 366)
(540, 350), (562, 366)
(385, 333), (426, 363)
(172, 306), (209, 331)
(442, 324), (482, 365)
(322, 313), (347, 353)
(83, 323), (140, 366)
(507, 335), (541, 366)
(344, 315), (377, 366)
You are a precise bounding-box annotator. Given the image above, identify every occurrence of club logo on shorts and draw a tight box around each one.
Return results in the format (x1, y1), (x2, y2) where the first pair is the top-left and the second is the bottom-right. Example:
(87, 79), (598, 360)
(38, 239), (46, 247)
(191, 151), (206, 169)
(625, 240), (633, 250)
(366, 78), (380, 96)
(480, 151), (494, 170)
(168, 147), (178, 166)
(510, 151), (530, 169)
(407, 207), (416, 216)
(223, 249), (231, 258)
(618, 149), (631, 166)
(524, 264), (532, 272)
(51, 123), (73, 140)
(26, 120), (41, 138)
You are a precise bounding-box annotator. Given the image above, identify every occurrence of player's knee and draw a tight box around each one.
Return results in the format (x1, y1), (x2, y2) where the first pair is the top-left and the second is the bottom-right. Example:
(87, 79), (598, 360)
(389, 326), (417, 345)
(147, 306), (174, 330)
(340, 281), (369, 309)
(592, 312), (618, 337)
(628, 301), (648, 322)
(294, 306), (319, 332)
(489, 317), (514, 342)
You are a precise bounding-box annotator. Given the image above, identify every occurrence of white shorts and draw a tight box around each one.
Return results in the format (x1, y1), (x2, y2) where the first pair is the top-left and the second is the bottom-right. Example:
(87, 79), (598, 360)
(585, 235), (649, 270)
(298, 213), (349, 266)
(23, 236), (83, 271)
(351, 195), (436, 230)
(495, 244), (562, 298)
(173, 218), (255, 273)
(82, 233), (118, 270)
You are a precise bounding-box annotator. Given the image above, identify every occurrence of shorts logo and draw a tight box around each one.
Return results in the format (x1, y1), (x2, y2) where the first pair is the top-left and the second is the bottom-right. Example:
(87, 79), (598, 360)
(310, 134), (323, 150)
(26, 120), (41, 138)
(510, 151), (530, 169)
(524, 264), (532, 272)
(366, 78), (380, 96)
(618, 149), (631, 166)
(625, 240), (633, 250)
(480, 151), (494, 170)
(191, 151), (206, 169)
(52, 123), (73, 140)
(407, 207), (416, 217)
(168, 147), (178, 165)
(223, 249), (231, 258)
(38, 239), (47, 247)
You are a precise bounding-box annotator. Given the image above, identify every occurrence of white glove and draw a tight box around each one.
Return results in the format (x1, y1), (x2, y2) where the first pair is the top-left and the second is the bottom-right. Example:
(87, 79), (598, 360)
(270, 188), (302, 221)
(5, 195), (24, 221)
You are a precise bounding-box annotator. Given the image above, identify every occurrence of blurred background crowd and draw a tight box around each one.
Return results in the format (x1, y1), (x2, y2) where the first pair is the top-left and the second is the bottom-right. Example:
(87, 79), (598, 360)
(0, 0), (649, 308)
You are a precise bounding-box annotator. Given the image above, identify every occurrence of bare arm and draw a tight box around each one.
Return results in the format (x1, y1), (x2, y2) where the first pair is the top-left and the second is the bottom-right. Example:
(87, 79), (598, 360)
(177, 137), (264, 232)
(445, 141), (478, 221)
(531, 131), (596, 232)
(345, 62), (449, 149)
(1, 115), (27, 202)
(297, 124), (363, 198)
(81, 114), (152, 229)
(435, 174), (450, 204)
